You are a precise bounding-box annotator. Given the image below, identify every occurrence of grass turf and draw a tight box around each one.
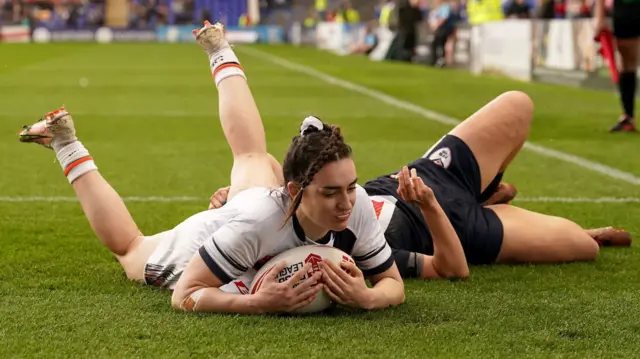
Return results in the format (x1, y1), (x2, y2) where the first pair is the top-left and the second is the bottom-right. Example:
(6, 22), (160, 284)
(1, 43), (639, 358)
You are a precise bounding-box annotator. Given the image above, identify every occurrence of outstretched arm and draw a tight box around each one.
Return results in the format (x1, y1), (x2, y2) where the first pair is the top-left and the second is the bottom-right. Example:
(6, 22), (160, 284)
(396, 166), (469, 279)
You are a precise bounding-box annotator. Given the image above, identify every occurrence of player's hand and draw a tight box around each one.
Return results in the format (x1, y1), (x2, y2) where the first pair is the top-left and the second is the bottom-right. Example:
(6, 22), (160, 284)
(253, 262), (323, 313)
(395, 166), (436, 208)
(320, 260), (372, 309)
(208, 186), (230, 210)
(594, 16), (609, 37)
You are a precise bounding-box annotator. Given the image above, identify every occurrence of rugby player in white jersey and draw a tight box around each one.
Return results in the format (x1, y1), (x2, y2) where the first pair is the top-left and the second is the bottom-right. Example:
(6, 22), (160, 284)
(18, 21), (427, 314)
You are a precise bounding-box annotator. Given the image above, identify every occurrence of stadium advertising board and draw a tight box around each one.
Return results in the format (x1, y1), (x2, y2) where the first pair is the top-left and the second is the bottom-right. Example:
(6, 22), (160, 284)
(474, 19), (532, 81)
(531, 19), (618, 91)
(31, 27), (157, 43)
(156, 25), (283, 44)
(0, 25), (31, 43)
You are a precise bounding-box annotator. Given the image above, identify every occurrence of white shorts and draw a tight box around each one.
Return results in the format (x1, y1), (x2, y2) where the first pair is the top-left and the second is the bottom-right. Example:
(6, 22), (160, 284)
(141, 198), (262, 293)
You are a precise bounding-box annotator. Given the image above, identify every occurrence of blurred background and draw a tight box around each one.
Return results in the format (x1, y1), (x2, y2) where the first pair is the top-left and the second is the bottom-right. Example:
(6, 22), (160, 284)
(0, 0), (623, 91)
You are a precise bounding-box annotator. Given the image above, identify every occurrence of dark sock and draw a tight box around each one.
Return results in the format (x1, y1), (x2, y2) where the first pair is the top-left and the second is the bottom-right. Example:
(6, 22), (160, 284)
(618, 71), (637, 119)
(478, 172), (504, 203)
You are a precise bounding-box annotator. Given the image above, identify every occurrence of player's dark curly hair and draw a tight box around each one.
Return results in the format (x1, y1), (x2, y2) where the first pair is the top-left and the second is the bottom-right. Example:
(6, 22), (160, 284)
(281, 118), (353, 226)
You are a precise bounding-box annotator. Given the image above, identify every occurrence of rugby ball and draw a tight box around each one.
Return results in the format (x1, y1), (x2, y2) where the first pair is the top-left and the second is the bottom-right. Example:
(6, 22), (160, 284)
(249, 245), (355, 314)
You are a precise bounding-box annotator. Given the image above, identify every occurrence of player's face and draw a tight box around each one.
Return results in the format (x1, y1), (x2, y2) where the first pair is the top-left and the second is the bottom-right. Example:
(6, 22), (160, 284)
(301, 158), (357, 232)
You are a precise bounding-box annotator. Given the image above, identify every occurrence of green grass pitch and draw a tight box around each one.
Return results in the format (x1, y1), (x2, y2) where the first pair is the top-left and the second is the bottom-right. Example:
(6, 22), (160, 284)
(1, 43), (640, 358)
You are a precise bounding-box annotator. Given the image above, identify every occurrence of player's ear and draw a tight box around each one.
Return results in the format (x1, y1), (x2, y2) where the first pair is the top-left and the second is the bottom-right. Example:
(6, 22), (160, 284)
(287, 181), (301, 198)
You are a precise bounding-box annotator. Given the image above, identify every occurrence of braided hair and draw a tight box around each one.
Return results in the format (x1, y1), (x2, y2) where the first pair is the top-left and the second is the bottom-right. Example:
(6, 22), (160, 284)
(282, 116), (353, 225)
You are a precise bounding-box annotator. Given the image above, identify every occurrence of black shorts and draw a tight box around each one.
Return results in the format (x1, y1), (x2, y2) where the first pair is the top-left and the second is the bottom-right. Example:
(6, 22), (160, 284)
(614, 17), (640, 39)
(365, 134), (504, 265)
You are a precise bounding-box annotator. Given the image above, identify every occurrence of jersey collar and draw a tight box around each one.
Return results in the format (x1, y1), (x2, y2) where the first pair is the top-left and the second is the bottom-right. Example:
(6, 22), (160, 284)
(292, 214), (332, 245)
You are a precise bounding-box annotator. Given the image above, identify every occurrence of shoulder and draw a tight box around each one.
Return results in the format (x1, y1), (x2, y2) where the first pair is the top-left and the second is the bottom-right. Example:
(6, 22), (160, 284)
(226, 187), (286, 229)
(347, 185), (378, 228)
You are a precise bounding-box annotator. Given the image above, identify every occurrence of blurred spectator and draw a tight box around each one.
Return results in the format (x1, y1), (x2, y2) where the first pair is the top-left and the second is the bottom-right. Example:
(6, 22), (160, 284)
(566, 0), (592, 18)
(429, 0), (456, 66)
(129, 0), (167, 29)
(1, 0), (25, 25)
(504, 0), (532, 18)
(466, 0), (503, 25)
(303, 7), (319, 28)
(315, 0), (327, 20)
(349, 19), (379, 55)
(553, 0), (566, 17)
(171, 0), (194, 25)
(386, 0), (423, 62)
(537, 0), (556, 18)
(335, 0), (360, 24)
(376, 0), (395, 28)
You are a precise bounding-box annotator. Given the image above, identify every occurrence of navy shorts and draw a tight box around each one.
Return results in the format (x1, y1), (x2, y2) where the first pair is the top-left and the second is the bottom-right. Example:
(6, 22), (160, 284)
(412, 134), (504, 264)
(614, 17), (640, 39)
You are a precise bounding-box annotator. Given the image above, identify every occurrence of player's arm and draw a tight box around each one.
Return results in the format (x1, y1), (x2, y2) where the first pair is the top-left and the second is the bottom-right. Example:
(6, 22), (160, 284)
(416, 204), (469, 279)
(171, 253), (263, 314)
(321, 186), (405, 310)
(594, 0), (606, 20)
(363, 262), (405, 310)
(171, 212), (322, 314)
(396, 166), (469, 279)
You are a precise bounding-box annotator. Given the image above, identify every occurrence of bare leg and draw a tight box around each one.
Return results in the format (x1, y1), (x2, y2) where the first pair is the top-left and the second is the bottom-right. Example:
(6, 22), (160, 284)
(449, 91), (534, 192)
(196, 22), (281, 199)
(489, 204), (600, 263)
(19, 109), (151, 281)
(72, 171), (142, 256)
(609, 37), (639, 132)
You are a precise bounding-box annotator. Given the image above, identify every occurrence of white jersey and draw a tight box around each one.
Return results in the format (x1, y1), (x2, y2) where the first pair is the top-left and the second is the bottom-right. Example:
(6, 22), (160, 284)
(144, 185), (394, 291)
(199, 185), (394, 285)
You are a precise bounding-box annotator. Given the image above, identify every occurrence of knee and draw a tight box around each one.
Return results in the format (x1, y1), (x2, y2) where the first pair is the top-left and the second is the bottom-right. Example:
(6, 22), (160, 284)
(494, 91), (534, 141)
(501, 91), (534, 124)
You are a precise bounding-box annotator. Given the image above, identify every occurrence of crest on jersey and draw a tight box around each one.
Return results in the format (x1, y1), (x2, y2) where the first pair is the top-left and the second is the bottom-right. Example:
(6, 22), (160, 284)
(428, 147), (452, 169)
(371, 200), (384, 219)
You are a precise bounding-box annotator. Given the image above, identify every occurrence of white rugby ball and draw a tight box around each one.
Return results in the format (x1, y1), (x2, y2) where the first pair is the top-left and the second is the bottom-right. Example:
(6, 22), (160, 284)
(249, 245), (355, 314)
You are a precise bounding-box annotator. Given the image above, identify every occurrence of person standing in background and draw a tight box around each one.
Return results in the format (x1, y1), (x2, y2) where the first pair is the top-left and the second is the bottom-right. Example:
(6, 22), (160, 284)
(595, 0), (640, 132)
(429, 0), (455, 67)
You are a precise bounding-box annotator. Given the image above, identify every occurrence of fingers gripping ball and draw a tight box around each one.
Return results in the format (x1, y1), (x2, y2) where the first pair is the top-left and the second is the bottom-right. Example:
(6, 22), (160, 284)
(250, 245), (355, 314)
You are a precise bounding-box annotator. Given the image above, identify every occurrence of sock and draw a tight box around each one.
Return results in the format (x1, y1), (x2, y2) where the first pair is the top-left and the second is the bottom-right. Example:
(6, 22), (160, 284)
(55, 141), (98, 184)
(618, 71), (636, 119)
(208, 47), (246, 87)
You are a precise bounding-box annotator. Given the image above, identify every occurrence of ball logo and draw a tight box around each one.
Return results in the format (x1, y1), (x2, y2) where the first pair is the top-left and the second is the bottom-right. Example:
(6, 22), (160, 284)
(428, 147), (452, 169)
(342, 255), (354, 264)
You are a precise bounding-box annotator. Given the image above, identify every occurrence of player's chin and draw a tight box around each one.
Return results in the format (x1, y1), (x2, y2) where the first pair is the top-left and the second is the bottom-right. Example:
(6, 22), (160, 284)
(329, 213), (351, 230)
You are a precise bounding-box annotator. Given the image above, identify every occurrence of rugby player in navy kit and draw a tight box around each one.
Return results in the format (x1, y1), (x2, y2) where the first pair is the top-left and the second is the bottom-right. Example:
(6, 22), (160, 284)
(211, 94), (632, 280)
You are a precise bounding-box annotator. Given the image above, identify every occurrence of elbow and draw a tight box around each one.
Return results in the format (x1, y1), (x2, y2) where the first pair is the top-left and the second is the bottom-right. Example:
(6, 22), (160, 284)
(398, 291), (407, 305)
(455, 267), (470, 280)
(434, 263), (470, 280)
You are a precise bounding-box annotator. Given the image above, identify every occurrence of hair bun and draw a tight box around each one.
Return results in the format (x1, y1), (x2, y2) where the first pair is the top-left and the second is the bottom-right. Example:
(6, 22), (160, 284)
(300, 116), (324, 136)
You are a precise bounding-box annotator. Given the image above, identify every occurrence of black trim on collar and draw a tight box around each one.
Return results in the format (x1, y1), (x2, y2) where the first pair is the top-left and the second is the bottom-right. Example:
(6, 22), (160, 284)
(292, 214), (332, 244)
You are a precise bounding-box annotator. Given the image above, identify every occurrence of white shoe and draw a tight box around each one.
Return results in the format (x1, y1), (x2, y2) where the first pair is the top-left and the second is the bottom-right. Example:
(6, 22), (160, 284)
(18, 107), (76, 150)
(193, 21), (230, 55)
